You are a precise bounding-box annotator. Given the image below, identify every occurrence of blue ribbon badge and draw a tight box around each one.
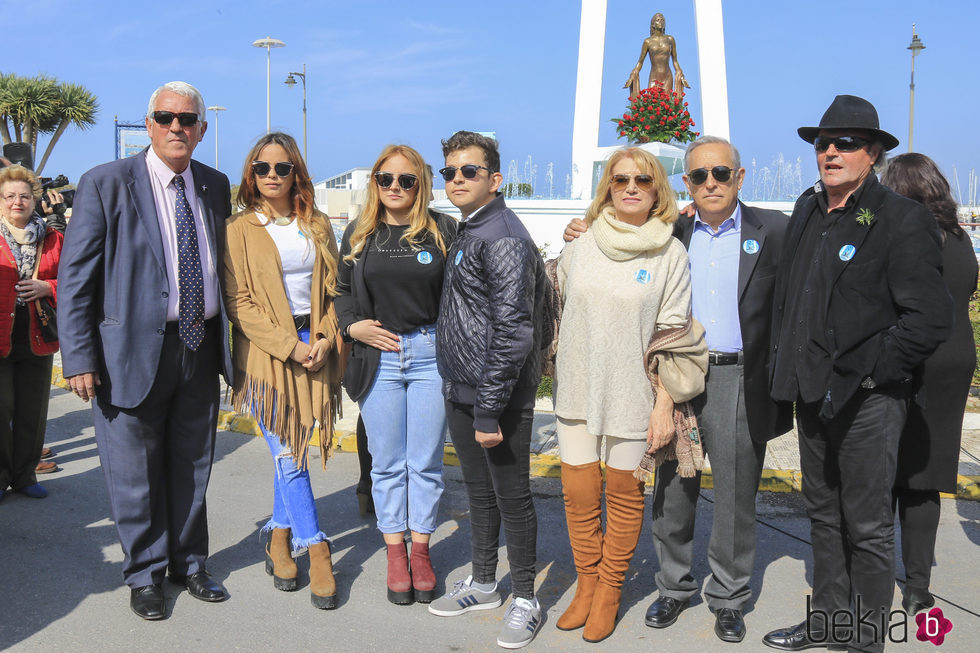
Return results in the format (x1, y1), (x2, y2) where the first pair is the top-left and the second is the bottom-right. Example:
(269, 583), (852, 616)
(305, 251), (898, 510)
(454, 250), (463, 265)
(838, 244), (856, 262)
(634, 269), (651, 284)
(742, 239), (759, 255)
(417, 251), (433, 265)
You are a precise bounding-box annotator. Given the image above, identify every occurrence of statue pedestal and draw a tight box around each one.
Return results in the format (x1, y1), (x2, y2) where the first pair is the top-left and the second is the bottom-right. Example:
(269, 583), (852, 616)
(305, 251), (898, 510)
(576, 141), (686, 200)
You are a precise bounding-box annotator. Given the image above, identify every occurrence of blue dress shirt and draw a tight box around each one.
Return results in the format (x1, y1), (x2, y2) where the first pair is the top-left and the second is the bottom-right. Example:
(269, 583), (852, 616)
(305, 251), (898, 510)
(687, 204), (742, 353)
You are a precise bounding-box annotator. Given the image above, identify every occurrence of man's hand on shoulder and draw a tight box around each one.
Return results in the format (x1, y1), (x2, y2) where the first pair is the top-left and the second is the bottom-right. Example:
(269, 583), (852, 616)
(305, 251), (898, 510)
(67, 372), (101, 402)
(563, 218), (588, 243)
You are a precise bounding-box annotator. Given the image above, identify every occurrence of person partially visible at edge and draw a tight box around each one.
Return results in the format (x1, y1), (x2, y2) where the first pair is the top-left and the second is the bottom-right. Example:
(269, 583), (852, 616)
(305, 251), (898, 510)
(427, 131), (551, 650)
(222, 131), (344, 610)
(335, 144), (456, 607)
(882, 153), (978, 618)
(763, 95), (952, 653)
(550, 146), (707, 644)
(0, 164), (63, 501)
(58, 81), (234, 621)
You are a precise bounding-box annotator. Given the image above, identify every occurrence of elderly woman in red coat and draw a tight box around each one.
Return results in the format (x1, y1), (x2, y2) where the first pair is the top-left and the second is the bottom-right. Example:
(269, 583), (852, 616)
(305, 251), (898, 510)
(0, 164), (62, 501)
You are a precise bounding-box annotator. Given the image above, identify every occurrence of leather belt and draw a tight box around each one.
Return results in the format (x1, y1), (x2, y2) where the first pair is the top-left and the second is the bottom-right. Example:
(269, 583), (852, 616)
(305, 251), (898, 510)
(708, 351), (742, 366)
(293, 314), (311, 330)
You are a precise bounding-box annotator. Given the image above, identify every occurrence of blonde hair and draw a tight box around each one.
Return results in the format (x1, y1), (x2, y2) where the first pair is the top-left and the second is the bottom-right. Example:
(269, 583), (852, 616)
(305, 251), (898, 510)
(585, 147), (677, 226)
(237, 132), (338, 296)
(345, 145), (444, 263)
(0, 164), (42, 198)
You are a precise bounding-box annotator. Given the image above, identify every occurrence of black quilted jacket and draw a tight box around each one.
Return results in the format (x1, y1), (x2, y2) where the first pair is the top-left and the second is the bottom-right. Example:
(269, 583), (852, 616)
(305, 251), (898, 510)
(436, 194), (553, 433)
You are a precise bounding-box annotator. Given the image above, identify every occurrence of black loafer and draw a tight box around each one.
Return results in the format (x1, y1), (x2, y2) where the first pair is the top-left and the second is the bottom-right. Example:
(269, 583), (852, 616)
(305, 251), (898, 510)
(902, 587), (935, 615)
(715, 608), (746, 643)
(130, 584), (166, 620)
(644, 596), (688, 628)
(168, 571), (228, 602)
(762, 621), (846, 651)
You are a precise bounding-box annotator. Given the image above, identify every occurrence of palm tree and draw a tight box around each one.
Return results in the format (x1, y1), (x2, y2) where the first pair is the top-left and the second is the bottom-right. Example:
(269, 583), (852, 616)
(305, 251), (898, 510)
(35, 82), (99, 174)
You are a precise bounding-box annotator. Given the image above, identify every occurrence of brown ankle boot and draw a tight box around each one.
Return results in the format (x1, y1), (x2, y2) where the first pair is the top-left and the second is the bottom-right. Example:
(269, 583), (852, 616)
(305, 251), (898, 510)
(308, 541), (337, 609)
(265, 528), (298, 591)
(410, 540), (436, 603)
(386, 540), (413, 605)
(583, 466), (645, 643)
(557, 461), (603, 631)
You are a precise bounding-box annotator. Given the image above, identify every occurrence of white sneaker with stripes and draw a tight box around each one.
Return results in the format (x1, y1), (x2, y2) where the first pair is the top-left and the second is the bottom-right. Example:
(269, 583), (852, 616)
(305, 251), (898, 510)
(428, 575), (503, 617)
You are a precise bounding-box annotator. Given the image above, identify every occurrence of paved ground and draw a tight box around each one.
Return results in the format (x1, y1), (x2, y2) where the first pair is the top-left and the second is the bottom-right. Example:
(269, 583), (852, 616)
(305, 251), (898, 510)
(1, 385), (978, 652)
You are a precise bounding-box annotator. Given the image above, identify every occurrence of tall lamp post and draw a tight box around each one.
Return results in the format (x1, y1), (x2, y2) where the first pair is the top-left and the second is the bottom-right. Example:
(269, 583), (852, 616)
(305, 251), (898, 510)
(207, 105), (226, 169)
(285, 64), (308, 163)
(907, 25), (925, 153)
(252, 37), (285, 133)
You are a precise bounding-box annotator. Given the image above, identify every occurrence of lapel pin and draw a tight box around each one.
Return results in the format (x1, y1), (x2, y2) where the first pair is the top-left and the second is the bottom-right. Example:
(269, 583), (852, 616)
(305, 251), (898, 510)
(839, 244), (856, 261)
(742, 239), (760, 254)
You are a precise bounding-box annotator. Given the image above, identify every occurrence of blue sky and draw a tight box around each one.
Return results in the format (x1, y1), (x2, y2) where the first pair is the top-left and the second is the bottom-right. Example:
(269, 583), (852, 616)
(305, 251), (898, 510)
(3, 0), (978, 202)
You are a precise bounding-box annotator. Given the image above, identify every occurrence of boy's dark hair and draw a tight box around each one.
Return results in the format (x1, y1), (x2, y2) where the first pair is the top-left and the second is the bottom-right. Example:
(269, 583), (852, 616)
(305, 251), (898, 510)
(441, 131), (501, 174)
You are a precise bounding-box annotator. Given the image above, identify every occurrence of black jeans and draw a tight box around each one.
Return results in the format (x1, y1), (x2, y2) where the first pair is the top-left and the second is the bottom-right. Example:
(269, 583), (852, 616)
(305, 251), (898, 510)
(446, 401), (537, 599)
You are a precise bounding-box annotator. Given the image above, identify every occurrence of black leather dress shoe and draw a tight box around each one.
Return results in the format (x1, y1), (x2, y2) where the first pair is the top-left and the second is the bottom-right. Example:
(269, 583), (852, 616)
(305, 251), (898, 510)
(644, 596), (688, 628)
(168, 571), (228, 602)
(762, 621), (846, 651)
(130, 584), (166, 620)
(902, 586), (935, 615)
(715, 608), (746, 643)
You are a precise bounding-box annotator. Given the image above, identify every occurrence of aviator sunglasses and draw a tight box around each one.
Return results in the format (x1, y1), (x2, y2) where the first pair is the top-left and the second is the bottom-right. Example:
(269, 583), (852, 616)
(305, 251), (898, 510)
(251, 161), (295, 177)
(610, 173), (655, 192)
(687, 166), (734, 185)
(374, 172), (418, 191)
(438, 164), (493, 181)
(151, 111), (200, 127)
(813, 135), (871, 153)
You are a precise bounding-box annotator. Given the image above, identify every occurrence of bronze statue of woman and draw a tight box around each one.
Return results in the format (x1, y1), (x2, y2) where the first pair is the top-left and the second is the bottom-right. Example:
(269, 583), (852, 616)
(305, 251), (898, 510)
(624, 13), (691, 98)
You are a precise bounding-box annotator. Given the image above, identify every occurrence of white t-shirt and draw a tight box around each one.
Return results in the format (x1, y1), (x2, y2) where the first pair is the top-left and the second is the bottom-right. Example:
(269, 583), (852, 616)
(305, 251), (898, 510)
(256, 212), (313, 315)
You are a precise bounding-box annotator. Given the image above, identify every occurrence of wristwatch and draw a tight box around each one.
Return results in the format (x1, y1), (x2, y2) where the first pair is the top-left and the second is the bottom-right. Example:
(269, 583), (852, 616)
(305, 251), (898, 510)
(341, 324), (354, 343)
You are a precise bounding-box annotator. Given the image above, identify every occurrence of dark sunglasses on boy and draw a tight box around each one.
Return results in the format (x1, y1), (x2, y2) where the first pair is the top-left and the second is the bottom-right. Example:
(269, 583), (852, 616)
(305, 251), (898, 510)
(252, 161), (295, 177)
(374, 172), (418, 191)
(150, 111), (200, 127)
(687, 166), (735, 185)
(610, 173), (654, 192)
(813, 135), (871, 153)
(438, 164), (493, 182)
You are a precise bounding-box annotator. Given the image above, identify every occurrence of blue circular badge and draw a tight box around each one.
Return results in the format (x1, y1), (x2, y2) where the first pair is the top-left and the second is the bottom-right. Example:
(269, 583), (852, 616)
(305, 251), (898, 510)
(417, 251), (433, 265)
(839, 244), (856, 261)
(742, 239), (759, 254)
(634, 269), (651, 284)
(454, 250), (463, 265)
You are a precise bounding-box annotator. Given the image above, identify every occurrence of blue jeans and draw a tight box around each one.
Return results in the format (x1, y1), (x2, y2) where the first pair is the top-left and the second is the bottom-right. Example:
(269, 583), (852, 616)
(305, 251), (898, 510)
(257, 327), (327, 551)
(359, 325), (446, 534)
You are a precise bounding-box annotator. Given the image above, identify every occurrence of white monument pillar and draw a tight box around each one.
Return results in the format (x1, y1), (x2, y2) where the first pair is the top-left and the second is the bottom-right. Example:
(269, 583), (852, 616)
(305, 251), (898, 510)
(570, 0), (607, 201)
(693, 0), (730, 140)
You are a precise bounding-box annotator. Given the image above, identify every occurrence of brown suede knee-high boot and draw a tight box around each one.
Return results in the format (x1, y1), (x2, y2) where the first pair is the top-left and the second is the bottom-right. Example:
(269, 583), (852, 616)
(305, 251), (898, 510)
(583, 466), (645, 643)
(265, 528), (298, 591)
(308, 541), (338, 610)
(557, 461), (604, 631)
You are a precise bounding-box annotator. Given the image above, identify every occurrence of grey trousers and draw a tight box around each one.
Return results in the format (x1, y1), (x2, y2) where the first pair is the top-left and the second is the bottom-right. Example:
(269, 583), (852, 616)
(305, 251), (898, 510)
(650, 361), (765, 610)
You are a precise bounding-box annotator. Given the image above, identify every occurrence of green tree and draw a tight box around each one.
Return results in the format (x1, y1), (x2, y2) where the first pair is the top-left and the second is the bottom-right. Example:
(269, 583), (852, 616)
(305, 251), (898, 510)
(502, 182), (533, 198)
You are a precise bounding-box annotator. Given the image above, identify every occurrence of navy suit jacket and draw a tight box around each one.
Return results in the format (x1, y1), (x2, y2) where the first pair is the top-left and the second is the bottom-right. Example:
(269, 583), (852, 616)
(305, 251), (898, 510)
(674, 202), (793, 442)
(58, 149), (233, 409)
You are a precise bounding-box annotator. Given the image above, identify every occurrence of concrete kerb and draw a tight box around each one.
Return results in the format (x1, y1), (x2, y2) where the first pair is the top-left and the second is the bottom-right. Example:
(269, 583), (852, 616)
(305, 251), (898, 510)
(50, 365), (980, 500)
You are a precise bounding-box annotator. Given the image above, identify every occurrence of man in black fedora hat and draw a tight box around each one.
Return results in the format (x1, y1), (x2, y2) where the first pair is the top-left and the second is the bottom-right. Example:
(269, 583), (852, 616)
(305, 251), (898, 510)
(763, 95), (952, 652)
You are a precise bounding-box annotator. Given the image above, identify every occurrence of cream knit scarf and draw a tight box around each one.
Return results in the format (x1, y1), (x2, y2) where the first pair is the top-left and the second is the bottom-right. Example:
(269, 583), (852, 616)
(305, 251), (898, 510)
(590, 205), (673, 261)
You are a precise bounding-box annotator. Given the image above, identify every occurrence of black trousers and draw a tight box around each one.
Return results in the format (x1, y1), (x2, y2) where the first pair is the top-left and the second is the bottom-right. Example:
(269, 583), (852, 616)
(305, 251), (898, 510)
(93, 322), (220, 588)
(446, 401), (537, 599)
(797, 386), (908, 653)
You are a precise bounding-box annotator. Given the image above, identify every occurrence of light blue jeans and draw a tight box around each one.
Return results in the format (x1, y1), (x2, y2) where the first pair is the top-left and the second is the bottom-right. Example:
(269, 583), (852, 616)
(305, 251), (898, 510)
(359, 324), (446, 534)
(257, 327), (328, 551)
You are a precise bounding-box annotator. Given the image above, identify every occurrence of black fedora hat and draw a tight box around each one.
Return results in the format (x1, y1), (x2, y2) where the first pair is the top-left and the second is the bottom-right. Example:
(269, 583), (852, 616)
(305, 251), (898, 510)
(798, 94), (899, 151)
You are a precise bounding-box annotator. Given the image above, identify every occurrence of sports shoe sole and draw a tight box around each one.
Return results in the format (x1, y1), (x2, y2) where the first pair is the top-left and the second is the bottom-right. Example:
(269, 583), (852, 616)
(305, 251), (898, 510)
(428, 596), (502, 617)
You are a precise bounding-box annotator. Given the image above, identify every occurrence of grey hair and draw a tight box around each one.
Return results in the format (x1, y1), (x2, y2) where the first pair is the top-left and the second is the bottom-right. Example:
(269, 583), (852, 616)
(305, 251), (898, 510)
(146, 81), (206, 119)
(684, 135), (741, 172)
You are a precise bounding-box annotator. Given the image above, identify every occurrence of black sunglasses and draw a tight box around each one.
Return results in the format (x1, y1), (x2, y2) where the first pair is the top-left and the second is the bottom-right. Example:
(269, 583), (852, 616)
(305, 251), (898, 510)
(375, 172), (418, 190)
(251, 161), (295, 177)
(687, 166), (734, 185)
(438, 164), (493, 181)
(151, 111), (200, 127)
(813, 135), (871, 153)
(610, 174), (655, 192)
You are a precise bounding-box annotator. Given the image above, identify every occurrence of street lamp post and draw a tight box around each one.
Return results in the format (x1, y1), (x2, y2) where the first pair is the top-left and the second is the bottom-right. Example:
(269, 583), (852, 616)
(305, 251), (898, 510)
(207, 105), (226, 169)
(907, 24), (925, 153)
(285, 64), (308, 162)
(252, 37), (285, 133)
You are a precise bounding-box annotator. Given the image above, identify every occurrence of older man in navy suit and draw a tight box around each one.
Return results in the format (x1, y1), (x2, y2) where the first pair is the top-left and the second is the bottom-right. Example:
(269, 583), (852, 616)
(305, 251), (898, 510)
(59, 81), (233, 620)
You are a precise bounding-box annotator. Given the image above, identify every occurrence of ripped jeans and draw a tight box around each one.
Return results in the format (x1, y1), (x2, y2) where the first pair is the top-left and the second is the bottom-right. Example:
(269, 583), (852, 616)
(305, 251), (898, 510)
(257, 326), (328, 551)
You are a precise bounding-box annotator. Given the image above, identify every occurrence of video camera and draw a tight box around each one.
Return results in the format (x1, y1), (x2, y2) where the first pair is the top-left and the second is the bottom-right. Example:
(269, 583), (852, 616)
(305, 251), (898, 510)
(2, 142), (73, 230)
